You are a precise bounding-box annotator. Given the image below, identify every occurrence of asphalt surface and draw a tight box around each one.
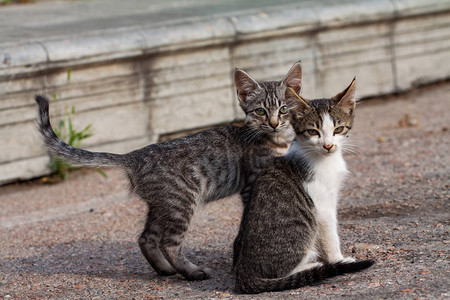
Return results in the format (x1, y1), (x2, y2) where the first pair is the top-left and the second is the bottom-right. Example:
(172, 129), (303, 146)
(0, 82), (449, 299)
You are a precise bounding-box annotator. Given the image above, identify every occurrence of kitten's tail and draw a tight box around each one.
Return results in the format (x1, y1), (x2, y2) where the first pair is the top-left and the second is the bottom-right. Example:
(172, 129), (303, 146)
(35, 95), (128, 168)
(236, 259), (374, 294)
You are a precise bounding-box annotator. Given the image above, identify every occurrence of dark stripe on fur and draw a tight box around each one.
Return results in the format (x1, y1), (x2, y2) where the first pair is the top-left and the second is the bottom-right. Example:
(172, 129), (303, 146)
(236, 260), (375, 294)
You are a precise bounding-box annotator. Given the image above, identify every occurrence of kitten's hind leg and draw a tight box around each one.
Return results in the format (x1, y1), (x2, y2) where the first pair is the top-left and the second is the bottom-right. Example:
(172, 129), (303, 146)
(161, 240), (212, 281)
(158, 207), (212, 281)
(139, 214), (177, 276)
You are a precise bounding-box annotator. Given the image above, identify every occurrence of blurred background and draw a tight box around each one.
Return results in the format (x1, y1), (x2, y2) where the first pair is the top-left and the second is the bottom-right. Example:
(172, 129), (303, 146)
(0, 0), (449, 184)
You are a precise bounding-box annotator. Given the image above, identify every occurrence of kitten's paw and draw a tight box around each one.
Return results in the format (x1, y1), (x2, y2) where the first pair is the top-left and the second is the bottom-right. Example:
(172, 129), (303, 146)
(327, 254), (345, 263)
(185, 266), (212, 281)
(341, 256), (357, 263)
(156, 268), (177, 276)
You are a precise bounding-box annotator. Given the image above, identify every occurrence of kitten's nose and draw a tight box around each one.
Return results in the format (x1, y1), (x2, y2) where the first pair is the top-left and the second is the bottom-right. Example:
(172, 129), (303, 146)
(269, 122), (279, 129)
(323, 144), (334, 151)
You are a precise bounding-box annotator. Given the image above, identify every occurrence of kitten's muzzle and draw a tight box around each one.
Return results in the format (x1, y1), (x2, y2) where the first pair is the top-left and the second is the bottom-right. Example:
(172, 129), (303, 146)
(323, 144), (336, 152)
(269, 122), (279, 129)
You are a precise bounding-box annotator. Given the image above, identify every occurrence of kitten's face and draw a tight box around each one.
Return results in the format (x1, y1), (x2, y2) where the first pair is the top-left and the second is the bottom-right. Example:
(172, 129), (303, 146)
(290, 79), (356, 156)
(240, 81), (295, 136)
(294, 100), (353, 155)
(234, 62), (302, 142)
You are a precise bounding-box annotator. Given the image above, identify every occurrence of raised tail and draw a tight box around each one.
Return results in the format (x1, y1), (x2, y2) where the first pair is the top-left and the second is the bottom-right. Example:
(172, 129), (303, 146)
(236, 259), (374, 294)
(35, 95), (127, 168)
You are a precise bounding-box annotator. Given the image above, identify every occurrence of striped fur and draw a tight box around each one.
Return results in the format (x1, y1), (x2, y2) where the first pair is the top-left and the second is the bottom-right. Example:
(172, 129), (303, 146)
(234, 79), (374, 294)
(237, 260), (375, 294)
(35, 63), (303, 281)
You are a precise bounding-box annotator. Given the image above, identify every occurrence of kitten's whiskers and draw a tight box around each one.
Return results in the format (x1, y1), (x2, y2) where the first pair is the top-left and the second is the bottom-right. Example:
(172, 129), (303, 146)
(341, 139), (360, 155)
(242, 127), (263, 145)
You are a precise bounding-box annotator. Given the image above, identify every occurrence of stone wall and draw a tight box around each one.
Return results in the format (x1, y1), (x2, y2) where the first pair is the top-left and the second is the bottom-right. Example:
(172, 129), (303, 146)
(1, 0), (449, 184)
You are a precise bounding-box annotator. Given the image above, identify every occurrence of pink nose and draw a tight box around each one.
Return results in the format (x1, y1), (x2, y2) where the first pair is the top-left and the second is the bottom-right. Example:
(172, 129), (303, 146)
(323, 144), (333, 151)
(270, 122), (279, 129)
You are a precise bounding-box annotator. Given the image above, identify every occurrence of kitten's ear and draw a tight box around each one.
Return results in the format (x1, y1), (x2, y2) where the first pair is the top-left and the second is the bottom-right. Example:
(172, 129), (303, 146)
(234, 68), (261, 102)
(281, 61), (302, 94)
(332, 77), (356, 114)
(286, 87), (311, 120)
(286, 87), (310, 110)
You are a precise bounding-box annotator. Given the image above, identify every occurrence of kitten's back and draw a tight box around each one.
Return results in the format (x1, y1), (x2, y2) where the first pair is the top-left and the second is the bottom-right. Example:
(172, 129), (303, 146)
(233, 157), (315, 271)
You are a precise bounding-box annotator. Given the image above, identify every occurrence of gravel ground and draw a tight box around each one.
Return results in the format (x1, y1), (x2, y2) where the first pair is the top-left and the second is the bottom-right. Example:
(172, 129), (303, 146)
(0, 82), (449, 299)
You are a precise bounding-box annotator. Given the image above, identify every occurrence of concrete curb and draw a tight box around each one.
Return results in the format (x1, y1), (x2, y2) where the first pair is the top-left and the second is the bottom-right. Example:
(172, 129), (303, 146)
(1, 0), (448, 74)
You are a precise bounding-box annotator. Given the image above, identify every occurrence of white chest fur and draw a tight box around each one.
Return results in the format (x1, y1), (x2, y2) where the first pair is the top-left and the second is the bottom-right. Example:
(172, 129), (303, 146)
(302, 150), (351, 262)
(303, 151), (348, 208)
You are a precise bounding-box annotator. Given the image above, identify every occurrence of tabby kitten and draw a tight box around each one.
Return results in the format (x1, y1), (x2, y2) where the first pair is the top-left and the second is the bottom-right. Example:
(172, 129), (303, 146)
(233, 79), (374, 294)
(35, 62), (302, 281)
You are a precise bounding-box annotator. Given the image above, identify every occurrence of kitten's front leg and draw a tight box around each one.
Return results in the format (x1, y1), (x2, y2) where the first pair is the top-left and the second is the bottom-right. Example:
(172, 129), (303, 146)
(316, 208), (355, 263)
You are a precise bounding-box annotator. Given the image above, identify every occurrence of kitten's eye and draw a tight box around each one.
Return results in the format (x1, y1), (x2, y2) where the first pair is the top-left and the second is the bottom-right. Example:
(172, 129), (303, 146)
(334, 126), (345, 134)
(306, 129), (320, 136)
(279, 106), (288, 114)
(255, 108), (266, 115)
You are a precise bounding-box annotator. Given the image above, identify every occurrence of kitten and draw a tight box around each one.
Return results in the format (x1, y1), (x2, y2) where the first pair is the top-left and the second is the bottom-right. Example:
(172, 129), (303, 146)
(35, 62), (302, 281)
(233, 79), (374, 294)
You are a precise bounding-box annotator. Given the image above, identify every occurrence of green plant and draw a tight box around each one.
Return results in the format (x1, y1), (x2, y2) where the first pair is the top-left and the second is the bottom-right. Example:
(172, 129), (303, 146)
(50, 104), (107, 180)
(50, 105), (90, 179)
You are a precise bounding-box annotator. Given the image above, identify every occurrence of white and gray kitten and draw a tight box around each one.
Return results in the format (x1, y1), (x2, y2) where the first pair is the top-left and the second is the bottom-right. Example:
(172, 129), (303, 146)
(233, 79), (374, 294)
